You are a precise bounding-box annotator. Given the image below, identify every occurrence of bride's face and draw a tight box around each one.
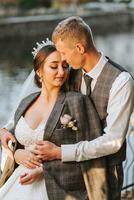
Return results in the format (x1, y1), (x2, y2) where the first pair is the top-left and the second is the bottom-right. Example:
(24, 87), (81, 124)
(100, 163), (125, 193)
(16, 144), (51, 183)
(39, 51), (69, 89)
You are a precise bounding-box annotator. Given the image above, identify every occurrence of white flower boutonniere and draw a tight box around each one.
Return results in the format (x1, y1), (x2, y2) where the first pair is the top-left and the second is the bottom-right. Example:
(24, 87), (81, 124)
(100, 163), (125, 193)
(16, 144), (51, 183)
(60, 114), (78, 131)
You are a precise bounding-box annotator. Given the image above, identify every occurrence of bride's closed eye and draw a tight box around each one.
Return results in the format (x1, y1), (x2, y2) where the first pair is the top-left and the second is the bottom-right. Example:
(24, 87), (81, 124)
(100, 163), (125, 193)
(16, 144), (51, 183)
(50, 64), (69, 70)
(50, 64), (58, 69)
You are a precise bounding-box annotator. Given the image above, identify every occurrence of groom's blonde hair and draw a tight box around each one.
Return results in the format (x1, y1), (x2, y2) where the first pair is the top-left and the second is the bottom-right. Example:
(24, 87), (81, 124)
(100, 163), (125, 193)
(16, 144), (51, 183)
(52, 16), (95, 51)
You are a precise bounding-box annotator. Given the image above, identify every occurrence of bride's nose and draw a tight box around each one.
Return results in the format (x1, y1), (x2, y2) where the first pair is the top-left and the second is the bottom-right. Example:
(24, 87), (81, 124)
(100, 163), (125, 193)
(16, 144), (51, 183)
(58, 66), (64, 76)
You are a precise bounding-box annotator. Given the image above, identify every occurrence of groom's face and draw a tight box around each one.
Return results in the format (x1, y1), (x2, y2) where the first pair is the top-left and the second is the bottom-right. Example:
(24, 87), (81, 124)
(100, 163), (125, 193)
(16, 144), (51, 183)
(55, 39), (84, 69)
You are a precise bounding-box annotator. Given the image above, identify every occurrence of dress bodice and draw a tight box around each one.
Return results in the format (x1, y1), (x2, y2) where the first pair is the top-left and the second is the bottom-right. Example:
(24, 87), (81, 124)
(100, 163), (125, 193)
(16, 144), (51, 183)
(0, 117), (49, 200)
(15, 116), (45, 148)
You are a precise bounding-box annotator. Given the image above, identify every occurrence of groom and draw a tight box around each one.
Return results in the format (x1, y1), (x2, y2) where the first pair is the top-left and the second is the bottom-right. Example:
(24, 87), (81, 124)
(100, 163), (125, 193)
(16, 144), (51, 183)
(1, 16), (134, 200)
(32, 16), (134, 200)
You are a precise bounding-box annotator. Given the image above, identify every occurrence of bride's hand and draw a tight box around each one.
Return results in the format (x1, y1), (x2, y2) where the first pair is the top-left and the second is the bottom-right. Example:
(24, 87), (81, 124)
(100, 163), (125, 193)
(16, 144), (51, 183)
(19, 167), (43, 185)
(14, 149), (42, 169)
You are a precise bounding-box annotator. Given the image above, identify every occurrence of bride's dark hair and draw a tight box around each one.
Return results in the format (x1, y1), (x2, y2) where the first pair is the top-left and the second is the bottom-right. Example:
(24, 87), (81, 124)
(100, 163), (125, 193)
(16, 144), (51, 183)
(33, 45), (56, 88)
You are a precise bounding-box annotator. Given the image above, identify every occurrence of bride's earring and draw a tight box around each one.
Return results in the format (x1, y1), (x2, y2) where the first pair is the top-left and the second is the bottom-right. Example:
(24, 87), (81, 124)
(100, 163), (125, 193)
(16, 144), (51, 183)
(39, 76), (43, 83)
(36, 70), (43, 87)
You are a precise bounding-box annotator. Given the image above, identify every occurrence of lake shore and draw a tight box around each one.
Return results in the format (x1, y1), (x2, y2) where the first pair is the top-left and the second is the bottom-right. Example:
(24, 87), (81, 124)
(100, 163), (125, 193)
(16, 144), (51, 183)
(0, 8), (134, 39)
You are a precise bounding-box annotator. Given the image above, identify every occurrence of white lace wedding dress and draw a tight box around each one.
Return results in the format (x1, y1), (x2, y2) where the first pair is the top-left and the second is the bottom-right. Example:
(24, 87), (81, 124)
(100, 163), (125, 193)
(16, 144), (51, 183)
(0, 116), (49, 200)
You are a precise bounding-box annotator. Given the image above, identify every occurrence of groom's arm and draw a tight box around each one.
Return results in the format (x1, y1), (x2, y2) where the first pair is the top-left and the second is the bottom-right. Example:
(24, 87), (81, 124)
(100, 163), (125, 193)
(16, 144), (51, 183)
(61, 72), (134, 162)
(33, 73), (134, 162)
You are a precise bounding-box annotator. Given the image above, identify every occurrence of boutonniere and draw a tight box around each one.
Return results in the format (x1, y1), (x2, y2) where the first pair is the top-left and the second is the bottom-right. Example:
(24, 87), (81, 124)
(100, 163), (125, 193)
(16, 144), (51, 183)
(60, 114), (78, 131)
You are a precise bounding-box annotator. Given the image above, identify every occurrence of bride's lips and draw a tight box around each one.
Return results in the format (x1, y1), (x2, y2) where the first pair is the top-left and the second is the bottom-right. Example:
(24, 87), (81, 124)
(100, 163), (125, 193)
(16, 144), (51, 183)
(55, 77), (64, 81)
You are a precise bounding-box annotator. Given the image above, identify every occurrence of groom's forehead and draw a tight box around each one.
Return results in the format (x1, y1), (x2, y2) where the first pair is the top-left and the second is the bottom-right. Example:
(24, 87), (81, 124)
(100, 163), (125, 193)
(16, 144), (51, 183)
(55, 39), (74, 51)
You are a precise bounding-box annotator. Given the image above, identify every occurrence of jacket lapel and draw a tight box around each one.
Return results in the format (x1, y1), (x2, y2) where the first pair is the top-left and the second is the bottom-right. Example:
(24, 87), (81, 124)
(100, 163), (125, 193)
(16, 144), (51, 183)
(14, 92), (40, 127)
(14, 91), (66, 141)
(43, 91), (66, 140)
(69, 68), (82, 92)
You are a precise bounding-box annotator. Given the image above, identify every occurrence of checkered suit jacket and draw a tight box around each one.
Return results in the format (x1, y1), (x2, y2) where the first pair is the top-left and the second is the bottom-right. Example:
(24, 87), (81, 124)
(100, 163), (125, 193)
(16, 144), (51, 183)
(13, 91), (108, 200)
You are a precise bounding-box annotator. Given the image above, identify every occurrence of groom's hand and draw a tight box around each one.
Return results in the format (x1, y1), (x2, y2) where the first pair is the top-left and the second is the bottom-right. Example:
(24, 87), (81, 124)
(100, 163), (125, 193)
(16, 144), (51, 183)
(31, 140), (61, 161)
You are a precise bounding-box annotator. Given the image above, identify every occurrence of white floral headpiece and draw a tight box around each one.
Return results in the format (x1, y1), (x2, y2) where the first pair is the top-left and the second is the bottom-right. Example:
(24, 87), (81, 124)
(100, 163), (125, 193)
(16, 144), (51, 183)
(32, 38), (54, 58)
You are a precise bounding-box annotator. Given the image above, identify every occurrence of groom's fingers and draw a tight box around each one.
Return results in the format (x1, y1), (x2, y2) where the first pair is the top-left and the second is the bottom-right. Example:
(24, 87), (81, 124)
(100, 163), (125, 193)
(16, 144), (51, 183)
(34, 142), (51, 153)
(32, 142), (61, 160)
(31, 148), (49, 159)
(31, 148), (41, 154)
(31, 141), (60, 160)
(36, 140), (45, 145)
(30, 153), (42, 162)
(36, 154), (44, 159)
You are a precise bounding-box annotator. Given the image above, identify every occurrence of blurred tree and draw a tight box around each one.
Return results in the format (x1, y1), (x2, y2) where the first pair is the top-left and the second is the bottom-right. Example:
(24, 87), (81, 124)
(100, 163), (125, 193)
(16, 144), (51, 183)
(0, 0), (16, 3)
(53, 0), (90, 8)
(38, 0), (52, 8)
(17, 0), (38, 8)
(0, 0), (18, 6)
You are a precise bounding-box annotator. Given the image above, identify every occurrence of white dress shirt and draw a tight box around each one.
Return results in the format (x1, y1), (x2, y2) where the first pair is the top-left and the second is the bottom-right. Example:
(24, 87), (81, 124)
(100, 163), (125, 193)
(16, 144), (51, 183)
(61, 54), (134, 162)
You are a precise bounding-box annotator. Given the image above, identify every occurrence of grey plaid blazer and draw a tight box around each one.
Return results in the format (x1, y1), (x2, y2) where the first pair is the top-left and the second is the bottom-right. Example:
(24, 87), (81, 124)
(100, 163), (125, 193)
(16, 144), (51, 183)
(13, 91), (108, 200)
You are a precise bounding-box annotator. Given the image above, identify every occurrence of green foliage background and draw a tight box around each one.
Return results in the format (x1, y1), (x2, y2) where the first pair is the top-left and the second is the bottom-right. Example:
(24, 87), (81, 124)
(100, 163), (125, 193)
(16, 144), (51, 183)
(17, 0), (38, 8)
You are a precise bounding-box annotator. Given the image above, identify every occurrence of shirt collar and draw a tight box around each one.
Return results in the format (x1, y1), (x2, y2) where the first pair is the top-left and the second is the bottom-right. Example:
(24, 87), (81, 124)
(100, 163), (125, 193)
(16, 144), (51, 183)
(82, 53), (108, 80)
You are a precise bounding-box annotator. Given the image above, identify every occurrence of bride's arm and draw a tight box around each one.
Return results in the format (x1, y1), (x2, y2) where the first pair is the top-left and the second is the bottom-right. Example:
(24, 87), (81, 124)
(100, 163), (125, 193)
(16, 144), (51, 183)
(14, 149), (42, 169)
(0, 128), (16, 158)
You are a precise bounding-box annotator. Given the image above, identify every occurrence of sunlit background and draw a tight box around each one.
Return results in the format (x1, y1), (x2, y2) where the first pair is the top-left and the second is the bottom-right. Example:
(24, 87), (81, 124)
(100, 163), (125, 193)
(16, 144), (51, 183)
(0, 0), (134, 198)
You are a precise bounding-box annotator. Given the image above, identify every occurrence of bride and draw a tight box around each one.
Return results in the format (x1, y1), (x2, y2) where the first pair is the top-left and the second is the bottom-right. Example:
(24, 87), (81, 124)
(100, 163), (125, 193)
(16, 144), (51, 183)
(0, 39), (69, 200)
